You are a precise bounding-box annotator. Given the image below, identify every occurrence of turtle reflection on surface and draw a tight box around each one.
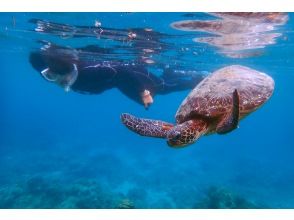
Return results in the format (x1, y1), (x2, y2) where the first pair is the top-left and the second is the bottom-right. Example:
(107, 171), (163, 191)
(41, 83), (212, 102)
(171, 13), (288, 58)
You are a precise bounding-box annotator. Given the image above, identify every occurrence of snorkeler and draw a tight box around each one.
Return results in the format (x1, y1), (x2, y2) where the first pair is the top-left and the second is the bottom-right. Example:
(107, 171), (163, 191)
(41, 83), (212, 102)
(30, 41), (205, 109)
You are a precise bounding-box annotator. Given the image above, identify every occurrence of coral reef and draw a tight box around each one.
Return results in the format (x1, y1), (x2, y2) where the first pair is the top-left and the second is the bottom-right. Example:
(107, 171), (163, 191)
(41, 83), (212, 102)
(126, 187), (147, 208)
(195, 186), (267, 209)
(0, 143), (275, 208)
(117, 199), (135, 209)
(0, 176), (119, 208)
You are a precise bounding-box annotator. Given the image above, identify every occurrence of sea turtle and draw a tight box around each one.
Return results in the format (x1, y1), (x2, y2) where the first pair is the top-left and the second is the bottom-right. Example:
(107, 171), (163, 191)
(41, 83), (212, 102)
(121, 65), (274, 148)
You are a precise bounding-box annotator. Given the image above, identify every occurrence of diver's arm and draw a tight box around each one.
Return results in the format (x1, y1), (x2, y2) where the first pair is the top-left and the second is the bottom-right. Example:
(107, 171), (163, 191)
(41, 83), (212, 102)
(114, 66), (160, 109)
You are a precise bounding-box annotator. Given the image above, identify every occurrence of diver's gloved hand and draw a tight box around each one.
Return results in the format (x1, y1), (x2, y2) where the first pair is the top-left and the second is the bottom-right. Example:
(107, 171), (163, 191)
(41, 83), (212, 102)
(141, 89), (154, 109)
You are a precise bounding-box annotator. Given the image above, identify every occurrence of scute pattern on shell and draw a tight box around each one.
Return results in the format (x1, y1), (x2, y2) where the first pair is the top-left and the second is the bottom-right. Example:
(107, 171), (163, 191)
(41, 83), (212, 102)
(176, 65), (274, 123)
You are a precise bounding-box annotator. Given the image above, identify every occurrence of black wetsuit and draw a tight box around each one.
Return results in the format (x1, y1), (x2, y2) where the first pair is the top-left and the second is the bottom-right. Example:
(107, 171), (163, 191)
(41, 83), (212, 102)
(29, 43), (204, 106)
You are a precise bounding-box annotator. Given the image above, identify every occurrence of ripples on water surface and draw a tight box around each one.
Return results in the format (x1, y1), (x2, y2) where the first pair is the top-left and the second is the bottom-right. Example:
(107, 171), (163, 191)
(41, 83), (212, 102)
(0, 12), (293, 208)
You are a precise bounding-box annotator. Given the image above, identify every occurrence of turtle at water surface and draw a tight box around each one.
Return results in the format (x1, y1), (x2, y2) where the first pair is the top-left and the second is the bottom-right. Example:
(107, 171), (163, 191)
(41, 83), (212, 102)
(121, 65), (274, 148)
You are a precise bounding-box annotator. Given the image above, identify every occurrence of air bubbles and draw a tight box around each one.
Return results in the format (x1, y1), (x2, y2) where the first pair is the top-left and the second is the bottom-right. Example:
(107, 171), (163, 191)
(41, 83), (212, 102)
(141, 56), (155, 64)
(144, 28), (153, 32)
(94, 20), (102, 27)
(128, 32), (137, 40)
(142, 48), (154, 53)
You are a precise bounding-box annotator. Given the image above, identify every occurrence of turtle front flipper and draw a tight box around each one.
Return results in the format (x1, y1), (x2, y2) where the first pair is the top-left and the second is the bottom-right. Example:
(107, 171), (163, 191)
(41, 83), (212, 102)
(216, 89), (240, 134)
(121, 113), (174, 138)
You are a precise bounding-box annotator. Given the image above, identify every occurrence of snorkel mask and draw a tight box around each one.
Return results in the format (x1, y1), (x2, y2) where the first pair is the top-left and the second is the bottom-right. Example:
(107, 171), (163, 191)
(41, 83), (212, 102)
(40, 63), (78, 92)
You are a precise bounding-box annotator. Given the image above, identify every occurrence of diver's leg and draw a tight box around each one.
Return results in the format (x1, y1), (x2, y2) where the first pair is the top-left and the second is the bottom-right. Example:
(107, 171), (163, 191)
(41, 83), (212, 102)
(157, 69), (205, 94)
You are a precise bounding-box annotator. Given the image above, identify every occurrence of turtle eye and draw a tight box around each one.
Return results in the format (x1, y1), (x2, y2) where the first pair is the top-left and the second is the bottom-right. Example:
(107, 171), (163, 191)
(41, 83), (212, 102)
(173, 131), (181, 140)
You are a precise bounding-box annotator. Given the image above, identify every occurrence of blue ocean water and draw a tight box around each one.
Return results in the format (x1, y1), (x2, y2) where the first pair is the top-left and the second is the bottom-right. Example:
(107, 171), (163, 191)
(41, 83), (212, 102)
(0, 12), (293, 208)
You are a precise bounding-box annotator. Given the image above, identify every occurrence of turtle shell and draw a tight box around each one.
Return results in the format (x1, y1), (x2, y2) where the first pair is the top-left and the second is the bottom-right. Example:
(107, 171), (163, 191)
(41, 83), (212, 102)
(175, 65), (274, 124)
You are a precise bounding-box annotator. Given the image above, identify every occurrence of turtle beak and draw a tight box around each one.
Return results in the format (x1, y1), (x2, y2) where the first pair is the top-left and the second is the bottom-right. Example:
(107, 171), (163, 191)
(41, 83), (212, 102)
(167, 131), (187, 148)
(167, 139), (187, 148)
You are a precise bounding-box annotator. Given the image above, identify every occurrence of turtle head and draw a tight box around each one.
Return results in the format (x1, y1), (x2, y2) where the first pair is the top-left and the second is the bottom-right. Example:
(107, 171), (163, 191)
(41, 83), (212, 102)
(166, 119), (208, 148)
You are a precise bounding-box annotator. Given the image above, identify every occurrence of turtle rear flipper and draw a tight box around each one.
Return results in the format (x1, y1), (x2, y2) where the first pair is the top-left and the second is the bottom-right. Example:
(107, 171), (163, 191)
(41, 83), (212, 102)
(216, 89), (240, 134)
(121, 113), (174, 138)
